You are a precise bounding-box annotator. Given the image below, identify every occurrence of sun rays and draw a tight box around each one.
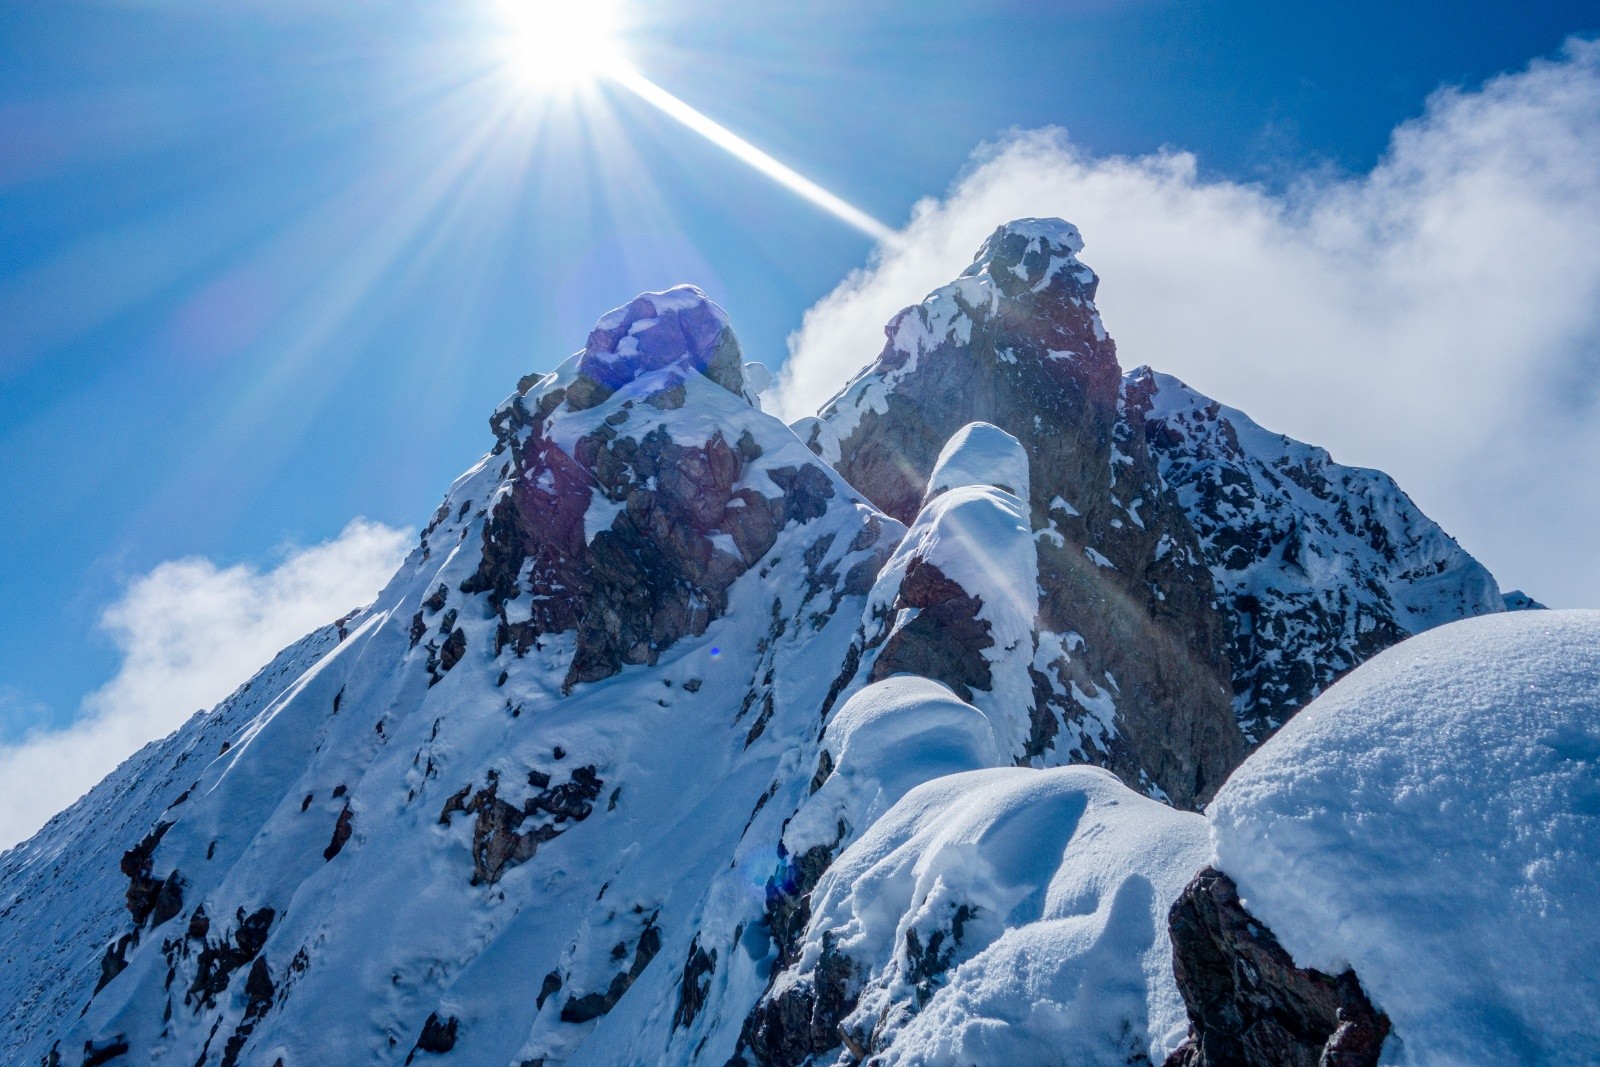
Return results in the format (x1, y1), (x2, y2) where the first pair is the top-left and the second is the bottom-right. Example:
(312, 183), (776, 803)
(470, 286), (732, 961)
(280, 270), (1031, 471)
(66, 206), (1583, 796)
(486, 0), (893, 240)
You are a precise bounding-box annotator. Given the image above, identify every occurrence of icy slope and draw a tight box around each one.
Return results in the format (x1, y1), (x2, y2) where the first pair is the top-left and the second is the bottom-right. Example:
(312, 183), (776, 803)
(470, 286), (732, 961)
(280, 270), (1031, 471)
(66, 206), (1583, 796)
(0, 622), (350, 1061)
(1210, 610), (1600, 1065)
(1130, 368), (1504, 742)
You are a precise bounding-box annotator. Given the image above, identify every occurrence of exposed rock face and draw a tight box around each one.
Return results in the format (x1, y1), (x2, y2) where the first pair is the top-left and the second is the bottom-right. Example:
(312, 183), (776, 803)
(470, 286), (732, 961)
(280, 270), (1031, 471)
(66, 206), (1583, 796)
(1130, 369), (1504, 743)
(1163, 867), (1388, 1067)
(823, 219), (1243, 806)
(466, 286), (843, 691)
(571, 286), (752, 408)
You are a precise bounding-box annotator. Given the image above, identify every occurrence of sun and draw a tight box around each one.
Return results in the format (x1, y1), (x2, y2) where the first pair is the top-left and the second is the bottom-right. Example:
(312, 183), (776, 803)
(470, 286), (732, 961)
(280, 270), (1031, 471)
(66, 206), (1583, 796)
(492, 0), (627, 93)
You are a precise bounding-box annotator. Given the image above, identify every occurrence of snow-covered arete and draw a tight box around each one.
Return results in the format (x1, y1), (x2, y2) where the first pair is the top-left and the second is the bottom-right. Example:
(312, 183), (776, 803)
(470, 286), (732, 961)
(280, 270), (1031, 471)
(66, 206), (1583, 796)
(1210, 610), (1600, 1066)
(0, 220), (1547, 1067)
(866, 469), (1039, 761)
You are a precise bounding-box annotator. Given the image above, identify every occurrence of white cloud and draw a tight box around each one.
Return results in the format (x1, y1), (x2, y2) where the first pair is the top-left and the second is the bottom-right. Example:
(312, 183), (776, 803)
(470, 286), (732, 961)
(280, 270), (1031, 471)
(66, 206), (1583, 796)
(0, 519), (410, 851)
(776, 39), (1600, 609)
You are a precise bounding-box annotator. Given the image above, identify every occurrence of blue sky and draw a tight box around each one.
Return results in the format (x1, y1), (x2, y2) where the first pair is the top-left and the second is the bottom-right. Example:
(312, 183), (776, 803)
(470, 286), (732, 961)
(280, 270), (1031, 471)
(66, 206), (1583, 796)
(3, 0), (1598, 741)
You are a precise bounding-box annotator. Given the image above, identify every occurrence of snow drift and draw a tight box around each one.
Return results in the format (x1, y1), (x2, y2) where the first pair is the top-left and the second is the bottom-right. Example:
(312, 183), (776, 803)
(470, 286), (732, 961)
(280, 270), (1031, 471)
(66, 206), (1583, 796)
(1211, 610), (1600, 1065)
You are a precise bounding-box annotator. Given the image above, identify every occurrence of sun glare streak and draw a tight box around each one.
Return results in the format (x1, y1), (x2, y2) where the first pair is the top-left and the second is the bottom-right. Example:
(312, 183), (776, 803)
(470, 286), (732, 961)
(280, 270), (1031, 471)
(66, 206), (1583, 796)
(608, 65), (895, 242)
(486, 0), (893, 239)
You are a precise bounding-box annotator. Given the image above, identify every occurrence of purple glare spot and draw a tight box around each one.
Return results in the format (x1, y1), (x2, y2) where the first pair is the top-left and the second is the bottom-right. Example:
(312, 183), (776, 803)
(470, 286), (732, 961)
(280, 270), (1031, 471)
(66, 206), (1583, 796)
(710, 647), (721, 657)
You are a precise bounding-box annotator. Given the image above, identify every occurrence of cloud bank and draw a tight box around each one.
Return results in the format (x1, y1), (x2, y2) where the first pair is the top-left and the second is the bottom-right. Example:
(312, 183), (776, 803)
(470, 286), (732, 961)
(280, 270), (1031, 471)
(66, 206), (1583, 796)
(776, 39), (1600, 609)
(0, 519), (410, 851)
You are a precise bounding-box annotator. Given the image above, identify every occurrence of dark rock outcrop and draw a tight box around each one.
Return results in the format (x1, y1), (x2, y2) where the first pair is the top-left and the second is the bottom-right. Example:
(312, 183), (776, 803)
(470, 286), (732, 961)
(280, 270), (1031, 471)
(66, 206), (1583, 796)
(867, 558), (992, 702)
(1163, 867), (1388, 1067)
(672, 938), (717, 1032)
(322, 804), (354, 861)
(407, 1013), (459, 1060)
(558, 916), (662, 1025)
(188, 906), (275, 1011)
(734, 932), (859, 1067)
(120, 822), (180, 929)
(439, 767), (603, 885)
(462, 289), (844, 691)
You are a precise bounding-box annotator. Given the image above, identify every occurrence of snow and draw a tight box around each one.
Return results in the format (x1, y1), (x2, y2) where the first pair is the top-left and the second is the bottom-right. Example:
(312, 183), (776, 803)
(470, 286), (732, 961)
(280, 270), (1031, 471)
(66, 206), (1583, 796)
(1083, 545), (1115, 569)
(795, 765), (1208, 1066)
(924, 421), (1030, 504)
(789, 415), (842, 465)
(1210, 610), (1600, 1066)
(992, 217), (1085, 254)
(784, 677), (999, 857)
(869, 473), (1038, 759)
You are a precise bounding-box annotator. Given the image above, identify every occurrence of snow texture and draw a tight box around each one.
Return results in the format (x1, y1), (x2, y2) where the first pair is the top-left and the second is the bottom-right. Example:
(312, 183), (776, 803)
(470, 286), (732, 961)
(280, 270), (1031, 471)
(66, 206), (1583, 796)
(1211, 609), (1600, 1066)
(868, 468), (1039, 759)
(924, 421), (1030, 504)
(0, 224), (1546, 1067)
(795, 765), (1208, 1065)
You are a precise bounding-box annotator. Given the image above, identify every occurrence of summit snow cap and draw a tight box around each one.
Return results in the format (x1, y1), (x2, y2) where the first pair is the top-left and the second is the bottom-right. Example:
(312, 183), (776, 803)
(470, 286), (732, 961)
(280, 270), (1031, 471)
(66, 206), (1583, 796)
(964, 217), (1097, 298)
(571, 285), (751, 407)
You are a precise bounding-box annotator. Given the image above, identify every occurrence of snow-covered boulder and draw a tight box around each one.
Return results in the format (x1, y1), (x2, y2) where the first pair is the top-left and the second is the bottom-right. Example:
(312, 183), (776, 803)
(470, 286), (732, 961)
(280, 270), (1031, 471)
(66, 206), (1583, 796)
(1210, 609), (1600, 1065)
(783, 676), (999, 861)
(572, 285), (754, 407)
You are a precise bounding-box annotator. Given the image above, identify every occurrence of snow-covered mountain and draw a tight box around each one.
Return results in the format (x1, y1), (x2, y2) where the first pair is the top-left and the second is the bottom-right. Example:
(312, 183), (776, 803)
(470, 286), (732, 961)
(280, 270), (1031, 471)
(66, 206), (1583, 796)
(0, 220), (1544, 1067)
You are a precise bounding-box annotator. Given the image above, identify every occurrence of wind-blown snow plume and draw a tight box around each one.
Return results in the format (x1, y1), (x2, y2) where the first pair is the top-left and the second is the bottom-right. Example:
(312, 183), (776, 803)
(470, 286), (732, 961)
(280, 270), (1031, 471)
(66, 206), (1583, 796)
(776, 39), (1600, 608)
(0, 519), (409, 850)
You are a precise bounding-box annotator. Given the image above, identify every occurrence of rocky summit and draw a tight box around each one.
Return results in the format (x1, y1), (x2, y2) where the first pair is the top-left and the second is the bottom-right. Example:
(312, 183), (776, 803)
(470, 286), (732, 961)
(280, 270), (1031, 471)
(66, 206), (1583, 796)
(0, 221), (1517, 1067)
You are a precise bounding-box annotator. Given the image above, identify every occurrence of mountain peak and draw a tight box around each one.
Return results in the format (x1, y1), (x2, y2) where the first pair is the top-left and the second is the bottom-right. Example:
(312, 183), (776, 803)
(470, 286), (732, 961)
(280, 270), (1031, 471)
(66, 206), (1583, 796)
(964, 216), (1096, 299)
(570, 285), (750, 408)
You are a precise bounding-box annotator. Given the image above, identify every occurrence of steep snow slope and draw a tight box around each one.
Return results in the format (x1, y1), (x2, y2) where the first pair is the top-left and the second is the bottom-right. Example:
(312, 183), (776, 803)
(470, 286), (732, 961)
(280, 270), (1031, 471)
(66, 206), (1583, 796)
(762, 764), (1208, 1067)
(1129, 368), (1504, 742)
(1, 287), (896, 1067)
(0, 622), (350, 1059)
(1211, 610), (1600, 1065)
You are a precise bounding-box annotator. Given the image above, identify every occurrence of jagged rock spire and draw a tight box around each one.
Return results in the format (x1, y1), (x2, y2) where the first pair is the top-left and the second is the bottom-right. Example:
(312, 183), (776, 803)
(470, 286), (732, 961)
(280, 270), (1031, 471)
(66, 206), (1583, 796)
(822, 217), (1244, 808)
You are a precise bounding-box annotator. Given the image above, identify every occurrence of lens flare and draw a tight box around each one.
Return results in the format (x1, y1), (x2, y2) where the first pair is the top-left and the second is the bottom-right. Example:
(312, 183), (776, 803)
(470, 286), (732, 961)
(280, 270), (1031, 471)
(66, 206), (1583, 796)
(611, 66), (895, 241)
